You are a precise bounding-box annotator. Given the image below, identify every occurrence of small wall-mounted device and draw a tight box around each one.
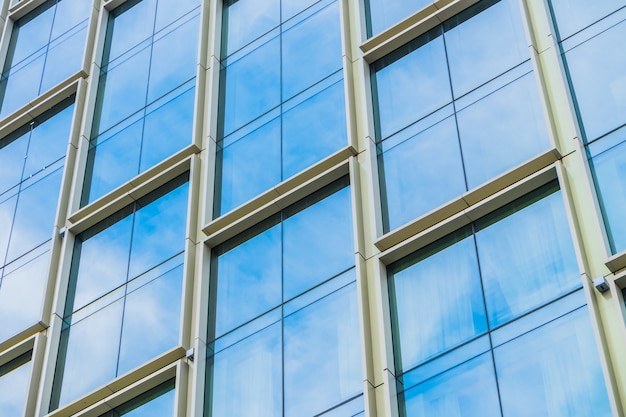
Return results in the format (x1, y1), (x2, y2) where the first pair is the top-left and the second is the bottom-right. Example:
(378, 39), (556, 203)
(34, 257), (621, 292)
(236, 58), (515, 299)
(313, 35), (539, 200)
(186, 348), (195, 362)
(593, 276), (610, 293)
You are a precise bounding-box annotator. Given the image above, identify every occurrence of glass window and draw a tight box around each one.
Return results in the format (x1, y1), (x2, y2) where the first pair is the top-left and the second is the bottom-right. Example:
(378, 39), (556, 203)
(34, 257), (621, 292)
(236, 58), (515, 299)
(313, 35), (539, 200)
(388, 182), (612, 416)
(206, 179), (364, 417)
(82, 0), (200, 206)
(50, 176), (189, 410)
(0, 99), (74, 344)
(552, 3), (626, 253)
(214, 0), (346, 216)
(0, 0), (90, 119)
(365, 0), (431, 37)
(0, 351), (33, 417)
(98, 379), (175, 417)
(372, 0), (550, 232)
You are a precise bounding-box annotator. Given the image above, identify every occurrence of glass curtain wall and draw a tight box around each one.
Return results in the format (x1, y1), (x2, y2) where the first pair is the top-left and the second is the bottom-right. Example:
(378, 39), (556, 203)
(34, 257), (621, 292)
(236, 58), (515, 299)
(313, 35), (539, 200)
(98, 379), (176, 417)
(0, 0), (90, 118)
(206, 178), (364, 417)
(387, 182), (612, 417)
(365, 0), (431, 36)
(214, 0), (347, 216)
(0, 351), (32, 416)
(371, 0), (550, 232)
(50, 175), (189, 411)
(81, 0), (200, 205)
(0, 99), (74, 344)
(549, 0), (626, 253)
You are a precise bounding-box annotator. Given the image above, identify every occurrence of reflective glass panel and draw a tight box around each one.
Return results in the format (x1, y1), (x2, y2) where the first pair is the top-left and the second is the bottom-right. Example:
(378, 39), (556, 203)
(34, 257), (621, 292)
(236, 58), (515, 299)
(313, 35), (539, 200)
(550, 0), (625, 40)
(0, 352), (32, 417)
(366, 0), (431, 36)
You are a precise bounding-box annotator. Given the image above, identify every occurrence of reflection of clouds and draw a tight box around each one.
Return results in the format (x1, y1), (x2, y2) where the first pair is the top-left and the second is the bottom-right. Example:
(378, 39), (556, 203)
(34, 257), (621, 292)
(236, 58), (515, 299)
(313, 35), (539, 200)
(282, 0), (317, 21)
(73, 215), (132, 310)
(376, 36), (451, 139)
(40, 25), (87, 93)
(368, 0), (431, 35)
(155, 0), (199, 32)
(566, 21), (626, 140)
(225, 0), (279, 55)
(223, 38), (281, 135)
(0, 135), (27, 194)
(457, 73), (548, 188)
(128, 183), (188, 279)
(216, 225), (281, 335)
(0, 358), (31, 416)
(97, 49), (151, 133)
(283, 283), (361, 417)
(87, 120), (143, 202)
(382, 116), (465, 229)
(0, 252), (49, 342)
(141, 87), (195, 172)
(121, 387), (175, 417)
(11, 9), (54, 65)
(281, 3), (342, 100)
(445, 0), (527, 98)
(404, 353), (500, 417)
(50, 0), (91, 40)
(220, 117), (281, 213)
(393, 236), (486, 370)
(117, 265), (182, 375)
(494, 308), (612, 417)
(147, 17), (198, 103)
(107, 0), (157, 62)
(211, 322), (282, 417)
(476, 192), (578, 327)
(283, 186), (353, 299)
(6, 169), (62, 262)
(282, 80), (346, 178)
(0, 196), (17, 257)
(0, 55), (45, 118)
(58, 300), (123, 407)
(551, 0), (623, 40)
(593, 143), (626, 251)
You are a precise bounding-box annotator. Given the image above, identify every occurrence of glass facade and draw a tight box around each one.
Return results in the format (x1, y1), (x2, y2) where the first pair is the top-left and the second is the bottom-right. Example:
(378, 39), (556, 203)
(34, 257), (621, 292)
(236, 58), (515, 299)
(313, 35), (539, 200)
(372, 0), (550, 232)
(206, 179), (363, 416)
(388, 183), (612, 416)
(0, 0), (89, 118)
(214, 0), (347, 216)
(0, 0), (623, 416)
(0, 98), (74, 344)
(550, 1), (626, 254)
(50, 175), (189, 410)
(82, 0), (200, 205)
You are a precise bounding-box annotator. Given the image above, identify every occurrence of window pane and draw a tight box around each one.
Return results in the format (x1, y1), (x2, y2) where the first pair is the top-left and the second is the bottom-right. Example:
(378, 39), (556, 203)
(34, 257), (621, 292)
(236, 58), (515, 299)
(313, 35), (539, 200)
(283, 282), (362, 417)
(214, 224), (281, 337)
(221, 38), (281, 136)
(0, 353), (32, 417)
(217, 117), (281, 214)
(111, 380), (176, 416)
(281, 3), (342, 100)
(0, 56), (46, 119)
(457, 72), (549, 189)
(50, 0), (92, 40)
(117, 265), (183, 375)
(390, 231), (486, 372)
(283, 186), (354, 299)
(155, 0), (199, 32)
(444, 0), (528, 97)
(222, 0), (280, 56)
(495, 307), (612, 417)
(590, 139), (626, 253)
(0, 132), (28, 195)
(564, 20), (626, 141)
(40, 25), (88, 93)
(106, 0), (157, 63)
(208, 321), (282, 417)
(6, 168), (62, 262)
(55, 299), (124, 408)
(366, 0), (431, 36)
(373, 32), (450, 140)
(475, 187), (580, 327)
(282, 80), (347, 179)
(379, 113), (465, 230)
(550, 0), (625, 40)
(401, 353), (501, 417)
(0, 252), (50, 342)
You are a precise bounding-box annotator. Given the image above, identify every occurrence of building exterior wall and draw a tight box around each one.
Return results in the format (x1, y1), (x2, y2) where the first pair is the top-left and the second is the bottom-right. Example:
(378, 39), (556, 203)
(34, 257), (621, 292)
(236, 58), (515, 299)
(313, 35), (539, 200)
(0, 0), (624, 416)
